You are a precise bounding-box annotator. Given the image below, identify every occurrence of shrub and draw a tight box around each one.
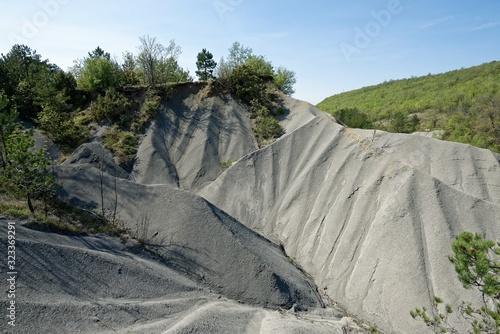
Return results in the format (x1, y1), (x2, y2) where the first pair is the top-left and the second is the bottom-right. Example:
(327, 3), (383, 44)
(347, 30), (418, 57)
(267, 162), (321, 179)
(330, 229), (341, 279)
(248, 98), (284, 146)
(227, 64), (266, 104)
(90, 88), (131, 122)
(249, 99), (271, 119)
(37, 106), (89, 151)
(223, 62), (284, 147)
(101, 125), (137, 167)
(255, 116), (282, 142)
(219, 161), (233, 170)
(131, 90), (161, 133)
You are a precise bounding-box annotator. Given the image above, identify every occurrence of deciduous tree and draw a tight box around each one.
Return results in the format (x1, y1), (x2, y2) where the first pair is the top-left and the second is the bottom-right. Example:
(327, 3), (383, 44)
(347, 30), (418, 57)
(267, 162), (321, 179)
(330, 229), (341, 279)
(77, 48), (121, 92)
(273, 66), (296, 96)
(226, 41), (252, 71)
(136, 35), (181, 86)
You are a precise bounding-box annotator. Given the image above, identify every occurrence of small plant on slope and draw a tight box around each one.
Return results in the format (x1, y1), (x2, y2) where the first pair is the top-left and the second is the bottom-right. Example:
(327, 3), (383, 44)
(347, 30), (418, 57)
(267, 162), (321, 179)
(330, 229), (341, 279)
(411, 232), (500, 334)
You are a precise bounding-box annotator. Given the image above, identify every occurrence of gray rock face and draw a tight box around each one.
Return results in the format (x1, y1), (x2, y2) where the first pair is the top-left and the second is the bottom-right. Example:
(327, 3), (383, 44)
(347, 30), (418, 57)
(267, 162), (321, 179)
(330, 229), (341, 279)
(33, 129), (62, 161)
(131, 83), (258, 191)
(62, 142), (129, 179)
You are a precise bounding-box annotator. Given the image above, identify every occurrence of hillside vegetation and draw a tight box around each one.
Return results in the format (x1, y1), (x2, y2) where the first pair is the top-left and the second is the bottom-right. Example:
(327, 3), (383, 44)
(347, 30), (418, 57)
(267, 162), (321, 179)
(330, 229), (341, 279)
(317, 61), (500, 153)
(0, 39), (295, 218)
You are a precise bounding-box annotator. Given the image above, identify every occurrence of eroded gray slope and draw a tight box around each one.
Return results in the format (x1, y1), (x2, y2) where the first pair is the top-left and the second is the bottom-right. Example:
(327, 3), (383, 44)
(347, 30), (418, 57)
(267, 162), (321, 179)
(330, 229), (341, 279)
(352, 128), (500, 204)
(200, 112), (500, 333)
(55, 159), (322, 311)
(1, 223), (369, 334)
(131, 83), (258, 190)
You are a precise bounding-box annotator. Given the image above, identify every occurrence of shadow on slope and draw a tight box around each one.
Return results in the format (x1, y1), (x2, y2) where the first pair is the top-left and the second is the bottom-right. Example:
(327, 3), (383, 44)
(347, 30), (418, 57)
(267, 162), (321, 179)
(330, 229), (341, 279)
(131, 83), (259, 191)
(0, 222), (371, 333)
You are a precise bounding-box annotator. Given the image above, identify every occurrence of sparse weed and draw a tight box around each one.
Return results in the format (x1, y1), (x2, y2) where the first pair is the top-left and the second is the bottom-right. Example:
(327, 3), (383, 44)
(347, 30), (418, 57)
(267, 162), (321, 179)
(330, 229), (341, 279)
(219, 161), (233, 170)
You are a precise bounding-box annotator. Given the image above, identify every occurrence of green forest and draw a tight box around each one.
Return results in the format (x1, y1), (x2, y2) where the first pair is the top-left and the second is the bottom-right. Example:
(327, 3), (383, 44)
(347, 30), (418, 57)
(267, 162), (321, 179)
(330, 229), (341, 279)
(317, 61), (500, 153)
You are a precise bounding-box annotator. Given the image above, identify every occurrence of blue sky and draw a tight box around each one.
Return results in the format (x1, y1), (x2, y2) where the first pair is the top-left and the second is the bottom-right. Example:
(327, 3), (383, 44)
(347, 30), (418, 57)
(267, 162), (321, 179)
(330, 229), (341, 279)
(1, 0), (499, 104)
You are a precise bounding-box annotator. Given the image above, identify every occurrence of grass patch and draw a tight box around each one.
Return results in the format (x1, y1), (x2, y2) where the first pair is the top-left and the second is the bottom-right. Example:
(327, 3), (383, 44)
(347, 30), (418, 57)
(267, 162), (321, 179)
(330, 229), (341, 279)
(0, 198), (31, 219)
(254, 116), (282, 146)
(1, 194), (127, 236)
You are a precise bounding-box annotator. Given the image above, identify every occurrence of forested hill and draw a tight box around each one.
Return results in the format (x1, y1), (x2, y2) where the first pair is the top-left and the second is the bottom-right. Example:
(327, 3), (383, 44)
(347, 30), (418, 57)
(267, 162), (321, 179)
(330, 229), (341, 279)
(317, 61), (500, 153)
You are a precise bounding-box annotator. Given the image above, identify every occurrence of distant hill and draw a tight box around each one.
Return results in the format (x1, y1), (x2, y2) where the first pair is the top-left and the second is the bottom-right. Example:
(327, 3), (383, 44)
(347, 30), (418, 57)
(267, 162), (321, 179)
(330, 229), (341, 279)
(317, 61), (500, 153)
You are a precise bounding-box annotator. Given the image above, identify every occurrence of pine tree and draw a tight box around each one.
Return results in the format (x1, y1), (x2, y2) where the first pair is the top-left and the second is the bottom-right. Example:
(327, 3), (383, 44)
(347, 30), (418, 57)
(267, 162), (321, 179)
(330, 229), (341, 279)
(195, 49), (217, 80)
(410, 232), (500, 333)
(0, 93), (55, 213)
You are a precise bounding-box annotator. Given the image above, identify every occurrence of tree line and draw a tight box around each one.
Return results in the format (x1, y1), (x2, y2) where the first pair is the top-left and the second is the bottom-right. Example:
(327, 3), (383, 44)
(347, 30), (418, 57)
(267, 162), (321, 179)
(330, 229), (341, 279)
(0, 37), (296, 122)
(0, 37), (296, 214)
(318, 61), (500, 153)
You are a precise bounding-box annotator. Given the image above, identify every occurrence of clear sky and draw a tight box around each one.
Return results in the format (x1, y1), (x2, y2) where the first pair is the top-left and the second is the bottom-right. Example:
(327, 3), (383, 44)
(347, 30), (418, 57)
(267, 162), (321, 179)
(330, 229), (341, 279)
(1, 0), (499, 104)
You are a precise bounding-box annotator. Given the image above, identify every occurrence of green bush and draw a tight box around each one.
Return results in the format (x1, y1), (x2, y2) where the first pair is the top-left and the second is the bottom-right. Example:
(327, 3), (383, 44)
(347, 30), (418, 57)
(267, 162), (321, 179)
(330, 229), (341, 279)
(37, 106), (89, 151)
(90, 88), (131, 122)
(222, 60), (285, 147)
(249, 99), (271, 119)
(102, 125), (137, 166)
(219, 161), (233, 171)
(77, 56), (121, 92)
(255, 116), (282, 142)
(227, 64), (266, 104)
(245, 55), (274, 77)
(248, 98), (284, 146)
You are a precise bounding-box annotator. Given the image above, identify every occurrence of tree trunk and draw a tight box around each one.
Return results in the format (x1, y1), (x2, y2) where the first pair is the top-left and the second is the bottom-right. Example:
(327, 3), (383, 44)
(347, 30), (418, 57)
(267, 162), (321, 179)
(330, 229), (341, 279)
(0, 126), (8, 168)
(27, 192), (34, 214)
